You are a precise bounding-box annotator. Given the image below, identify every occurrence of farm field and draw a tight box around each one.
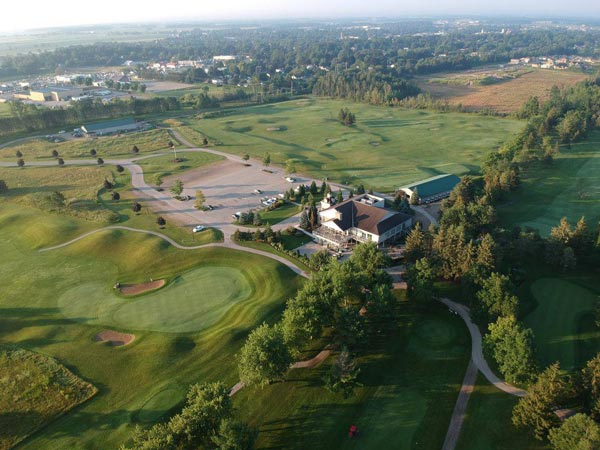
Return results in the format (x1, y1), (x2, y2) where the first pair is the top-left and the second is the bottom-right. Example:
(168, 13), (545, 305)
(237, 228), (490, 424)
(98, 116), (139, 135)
(0, 128), (177, 161)
(497, 132), (600, 235)
(417, 68), (590, 113)
(0, 202), (303, 449)
(179, 98), (521, 192)
(456, 375), (547, 450)
(234, 300), (471, 450)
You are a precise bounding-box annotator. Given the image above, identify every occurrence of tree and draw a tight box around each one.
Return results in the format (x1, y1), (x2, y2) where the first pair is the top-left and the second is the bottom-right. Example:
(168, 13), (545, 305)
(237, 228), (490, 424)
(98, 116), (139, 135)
(211, 419), (258, 450)
(0, 180), (7, 192)
(194, 190), (206, 210)
(299, 210), (310, 230)
(262, 152), (271, 167)
(324, 347), (362, 399)
(90, 149), (97, 156)
(170, 179), (184, 197)
(513, 363), (570, 440)
(156, 216), (166, 228)
(116, 164), (124, 173)
(582, 354), (600, 420)
(51, 149), (59, 157)
(477, 233), (496, 271)
(336, 190), (343, 203)
(548, 414), (600, 450)
(17, 158), (24, 167)
(202, 137), (209, 146)
(474, 272), (519, 322)
(285, 159), (296, 174)
(132, 145), (139, 154)
(320, 181), (327, 195)
(103, 179), (114, 190)
(242, 153), (250, 161)
(310, 181), (318, 195)
(57, 157), (64, 166)
(15, 150), (22, 158)
(132, 202), (142, 214)
(111, 191), (120, 201)
(409, 187), (420, 205)
(405, 257), (436, 302)
(238, 323), (292, 386)
(338, 107), (356, 126)
(97, 158), (104, 165)
(154, 174), (163, 190)
(404, 223), (427, 263)
(483, 316), (537, 384)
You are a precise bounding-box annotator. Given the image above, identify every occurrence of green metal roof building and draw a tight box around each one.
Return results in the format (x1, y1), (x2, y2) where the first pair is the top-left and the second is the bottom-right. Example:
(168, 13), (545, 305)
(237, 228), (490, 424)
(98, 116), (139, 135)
(399, 174), (461, 203)
(81, 117), (139, 135)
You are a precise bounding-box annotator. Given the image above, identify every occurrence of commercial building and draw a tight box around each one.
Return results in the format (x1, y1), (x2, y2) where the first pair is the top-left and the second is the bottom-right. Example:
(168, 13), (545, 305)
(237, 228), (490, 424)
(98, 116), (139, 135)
(81, 118), (140, 136)
(313, 194), (412, 247)
(23, 86), (83, 102)
(399, 173), (461, 204)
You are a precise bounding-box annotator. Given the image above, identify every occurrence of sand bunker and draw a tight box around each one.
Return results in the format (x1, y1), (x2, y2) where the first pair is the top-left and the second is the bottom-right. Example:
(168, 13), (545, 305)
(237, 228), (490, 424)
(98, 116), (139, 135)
(119, 280), (165, 296)
(95, 330), (135, 346)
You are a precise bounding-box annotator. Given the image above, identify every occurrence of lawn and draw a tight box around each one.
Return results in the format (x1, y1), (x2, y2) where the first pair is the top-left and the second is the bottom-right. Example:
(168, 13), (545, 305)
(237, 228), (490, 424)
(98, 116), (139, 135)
(0, 102), (13, 118)
(456, 375), (548, 450)
(497, 133), (600, 235)
(0, 128), (177, 161)
(258, 201), (302, 225)
(524, 277), (600, 371)
(0, 347), (97, 450)
(234, 300), (471, 450)
(0, 164), (222, 247)
(179, 98), (521, 191)
(136, 151), (224, 183)
(0, 202), (303, 449)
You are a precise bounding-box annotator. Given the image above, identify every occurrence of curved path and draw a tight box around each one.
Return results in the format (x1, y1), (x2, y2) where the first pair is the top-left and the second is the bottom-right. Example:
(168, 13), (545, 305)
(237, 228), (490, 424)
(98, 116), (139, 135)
(39, 225), (309, 278)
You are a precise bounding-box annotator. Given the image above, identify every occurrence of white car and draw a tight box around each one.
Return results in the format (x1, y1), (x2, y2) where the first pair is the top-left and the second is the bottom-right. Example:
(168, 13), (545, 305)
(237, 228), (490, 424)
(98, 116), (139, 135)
(286, 177), (296, 183)
(192, 225), (205, 233)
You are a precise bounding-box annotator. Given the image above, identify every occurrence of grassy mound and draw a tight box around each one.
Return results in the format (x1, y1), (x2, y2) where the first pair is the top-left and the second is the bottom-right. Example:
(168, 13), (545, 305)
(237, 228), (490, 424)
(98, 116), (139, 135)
(525, 278), (600, 370)
(0, 347), (97, 450)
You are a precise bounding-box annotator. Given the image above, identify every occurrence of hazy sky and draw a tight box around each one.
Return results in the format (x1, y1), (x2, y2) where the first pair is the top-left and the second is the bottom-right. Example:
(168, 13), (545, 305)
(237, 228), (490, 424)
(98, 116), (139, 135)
(2, 0), (600, 32)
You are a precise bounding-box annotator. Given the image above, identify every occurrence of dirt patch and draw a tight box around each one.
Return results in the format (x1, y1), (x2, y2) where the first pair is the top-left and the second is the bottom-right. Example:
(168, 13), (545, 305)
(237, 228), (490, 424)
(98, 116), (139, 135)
(95, 330), (135, 346)
(120, 279), (166, 296)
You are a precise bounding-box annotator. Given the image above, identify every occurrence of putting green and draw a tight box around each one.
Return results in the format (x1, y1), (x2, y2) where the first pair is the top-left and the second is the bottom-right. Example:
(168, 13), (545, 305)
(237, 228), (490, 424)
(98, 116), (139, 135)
(58, 266), (252, 333)
(525, 278), (600, 370)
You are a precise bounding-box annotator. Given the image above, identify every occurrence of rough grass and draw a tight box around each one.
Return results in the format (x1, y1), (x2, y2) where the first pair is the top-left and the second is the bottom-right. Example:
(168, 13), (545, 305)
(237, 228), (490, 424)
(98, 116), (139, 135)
(179, 98), (520, 191)
(136, 151), (224, 183)
(234, 300), (470, 450)
(497, 133), (600, 235)
(0, 203), (303, 449)
(456, 375), (548, 450)
(418, 68), (589, 113)
(0, 347), (97, 450)
(0, 129), (176, 161)
(524, 278), (600, 371)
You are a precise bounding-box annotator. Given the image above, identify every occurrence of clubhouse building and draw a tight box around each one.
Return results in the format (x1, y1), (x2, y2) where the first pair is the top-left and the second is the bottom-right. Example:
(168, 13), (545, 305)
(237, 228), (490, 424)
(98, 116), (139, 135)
(313, 194), (412, 248)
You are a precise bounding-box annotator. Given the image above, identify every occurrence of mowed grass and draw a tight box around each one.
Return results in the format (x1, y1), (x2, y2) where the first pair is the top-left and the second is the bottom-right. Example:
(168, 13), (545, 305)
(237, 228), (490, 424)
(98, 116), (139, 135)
(0, 129), (176, 161)
(497, 133), (600, 235)
(234, 300), (470, 450)
(456, 375), (548, 450)
(180, 98), (521, 191)
(0, 203), (303, 449)
(418, 68), (589, 113)
(0, 165), (222, 246)
(0, 347), (98, 450)
(259, 202), (302, 225)
(136, 151), (224, 183)
(524, 278), (600, 371)
(58, 265), (254, 333)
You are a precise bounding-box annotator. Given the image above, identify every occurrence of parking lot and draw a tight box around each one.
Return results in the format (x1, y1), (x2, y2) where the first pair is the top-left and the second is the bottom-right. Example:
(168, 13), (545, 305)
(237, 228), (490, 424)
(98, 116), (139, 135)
(161, 159), (319, 232)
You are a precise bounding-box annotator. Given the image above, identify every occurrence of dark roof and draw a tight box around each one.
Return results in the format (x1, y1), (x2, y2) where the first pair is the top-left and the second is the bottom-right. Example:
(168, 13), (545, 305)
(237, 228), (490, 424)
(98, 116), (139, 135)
(331, 200), (411, 236)
(82, 117), (137, 132)
(402, 174), (460, 198)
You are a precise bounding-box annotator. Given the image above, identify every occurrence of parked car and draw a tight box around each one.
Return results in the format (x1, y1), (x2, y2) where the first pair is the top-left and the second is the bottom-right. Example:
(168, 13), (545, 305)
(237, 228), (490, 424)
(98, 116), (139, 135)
(192, 225), (205, 233)
(206, 205), (214, 210)
(286, 177), (296, 183)
(254, 189), (263, 194)
(232, 212), (241, 220)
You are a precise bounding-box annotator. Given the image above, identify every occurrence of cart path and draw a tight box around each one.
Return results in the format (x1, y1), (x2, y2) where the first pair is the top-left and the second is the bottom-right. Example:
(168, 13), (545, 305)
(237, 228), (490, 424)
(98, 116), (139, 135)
(38, 225), (309, 278)
(229, 349), (332, 397)
(441, 359), (478, 450)
(440, 298), (527, 398)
